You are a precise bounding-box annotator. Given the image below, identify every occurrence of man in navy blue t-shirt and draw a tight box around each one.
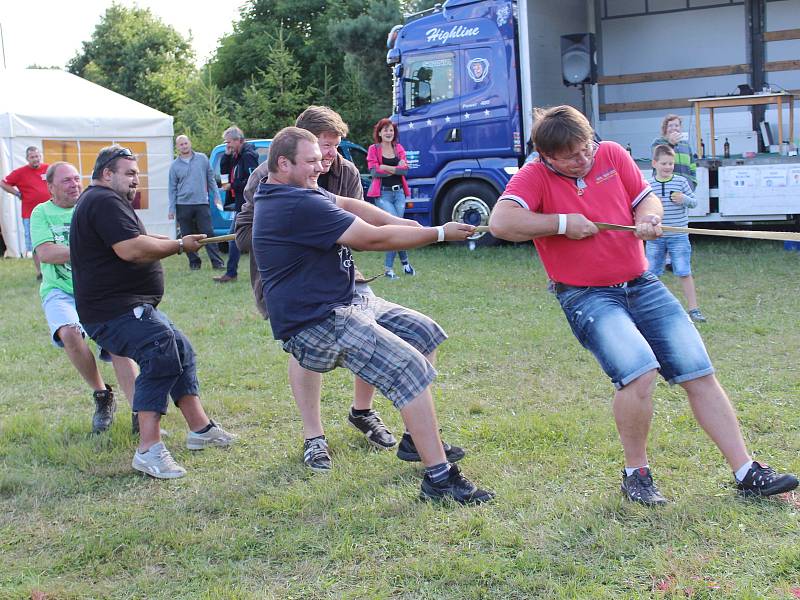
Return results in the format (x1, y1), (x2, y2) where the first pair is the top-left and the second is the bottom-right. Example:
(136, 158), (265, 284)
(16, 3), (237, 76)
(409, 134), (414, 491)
(252, 127), (494, 505)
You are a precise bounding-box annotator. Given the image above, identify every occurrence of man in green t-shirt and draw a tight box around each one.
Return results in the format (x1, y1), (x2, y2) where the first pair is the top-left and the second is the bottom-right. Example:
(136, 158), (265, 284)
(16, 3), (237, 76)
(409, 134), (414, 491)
(31, 162), (138, 434)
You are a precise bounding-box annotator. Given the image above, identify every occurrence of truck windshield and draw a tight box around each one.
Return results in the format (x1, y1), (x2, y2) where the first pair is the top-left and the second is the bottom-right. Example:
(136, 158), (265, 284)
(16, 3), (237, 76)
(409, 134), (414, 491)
(404, 53), (455, 111)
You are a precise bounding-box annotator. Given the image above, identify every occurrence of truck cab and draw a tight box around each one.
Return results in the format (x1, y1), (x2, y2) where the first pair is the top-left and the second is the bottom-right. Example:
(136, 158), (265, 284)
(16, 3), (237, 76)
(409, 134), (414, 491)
(207, 138), (370, 236)
(388, 0), (523, 245)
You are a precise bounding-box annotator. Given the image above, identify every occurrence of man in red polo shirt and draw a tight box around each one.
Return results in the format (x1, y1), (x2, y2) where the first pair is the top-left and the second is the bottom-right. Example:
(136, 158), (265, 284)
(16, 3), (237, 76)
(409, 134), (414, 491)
(1, 146), (50, 277)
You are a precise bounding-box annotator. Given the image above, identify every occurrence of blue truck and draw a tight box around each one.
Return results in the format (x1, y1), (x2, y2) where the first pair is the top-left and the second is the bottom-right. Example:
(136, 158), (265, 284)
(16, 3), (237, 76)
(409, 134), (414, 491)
(207, 139), (370, 236)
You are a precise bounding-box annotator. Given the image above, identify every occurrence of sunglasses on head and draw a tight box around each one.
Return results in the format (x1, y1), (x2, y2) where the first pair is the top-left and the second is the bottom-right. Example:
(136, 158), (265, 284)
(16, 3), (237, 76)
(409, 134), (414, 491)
(95, 147), (134, 172)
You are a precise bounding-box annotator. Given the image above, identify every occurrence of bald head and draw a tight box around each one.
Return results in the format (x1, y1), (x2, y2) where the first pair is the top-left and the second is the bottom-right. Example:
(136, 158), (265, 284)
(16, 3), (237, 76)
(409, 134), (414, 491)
(47, 162), (82, 208)
(176, 135), (192, 157)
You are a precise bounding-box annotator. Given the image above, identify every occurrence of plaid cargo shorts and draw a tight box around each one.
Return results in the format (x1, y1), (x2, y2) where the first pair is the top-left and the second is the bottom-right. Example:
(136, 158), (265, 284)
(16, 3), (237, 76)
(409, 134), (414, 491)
(282, 304), (439, 409)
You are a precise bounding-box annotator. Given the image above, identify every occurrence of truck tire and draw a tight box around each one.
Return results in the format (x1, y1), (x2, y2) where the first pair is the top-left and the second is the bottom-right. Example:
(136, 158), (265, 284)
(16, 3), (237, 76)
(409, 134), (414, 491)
(437, 181), (500, 247)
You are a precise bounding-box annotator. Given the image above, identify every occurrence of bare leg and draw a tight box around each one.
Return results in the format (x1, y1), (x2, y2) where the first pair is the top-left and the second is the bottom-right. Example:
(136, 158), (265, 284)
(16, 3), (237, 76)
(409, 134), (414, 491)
(175, 394), (211, 432)
(57, 325), (105, 390)
(137, 411), (162, 451)
(110, 354), (137, 409)
(399, 387), (447, 467)
(352, 377), (375, 411)
(679, 275), (699, 311)
(288, 356), (324, 439)
(680, 374), (750, 470)
(612, 370), (657, 468)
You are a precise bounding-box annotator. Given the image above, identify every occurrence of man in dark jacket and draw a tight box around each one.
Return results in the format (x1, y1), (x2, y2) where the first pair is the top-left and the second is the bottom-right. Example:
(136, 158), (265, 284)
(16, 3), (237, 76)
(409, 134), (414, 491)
(214, 125), (258, 283)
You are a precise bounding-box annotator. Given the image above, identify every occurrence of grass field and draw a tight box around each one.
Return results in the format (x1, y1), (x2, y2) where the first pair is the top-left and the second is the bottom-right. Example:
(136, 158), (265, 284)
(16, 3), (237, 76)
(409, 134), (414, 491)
(1, 239), (799, 599)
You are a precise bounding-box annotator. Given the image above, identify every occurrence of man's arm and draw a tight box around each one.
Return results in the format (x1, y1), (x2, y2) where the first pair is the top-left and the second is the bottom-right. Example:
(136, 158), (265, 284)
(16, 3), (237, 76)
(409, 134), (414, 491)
(35, 241), (70, 264)
(0, 181), (20, 197)
(335, 195), (420, 227)
(489, 199), (599, 242)
(205, 157), (220, 205)
(234, 200), (254, 252)
(167, 165), (177, 219)
(338, 219), (473, 251)
(632, 192), (663, 240)
(113, 234), (206, 263)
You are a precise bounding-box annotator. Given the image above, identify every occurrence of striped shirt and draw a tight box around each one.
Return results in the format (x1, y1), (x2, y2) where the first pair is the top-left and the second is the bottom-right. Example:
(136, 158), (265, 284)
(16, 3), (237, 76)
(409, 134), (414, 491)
(646, 173), (696, 235)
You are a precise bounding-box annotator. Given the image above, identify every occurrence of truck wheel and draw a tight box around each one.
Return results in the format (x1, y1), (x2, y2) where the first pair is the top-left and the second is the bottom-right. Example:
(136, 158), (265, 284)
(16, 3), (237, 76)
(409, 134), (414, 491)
(437, 181), (500, 247)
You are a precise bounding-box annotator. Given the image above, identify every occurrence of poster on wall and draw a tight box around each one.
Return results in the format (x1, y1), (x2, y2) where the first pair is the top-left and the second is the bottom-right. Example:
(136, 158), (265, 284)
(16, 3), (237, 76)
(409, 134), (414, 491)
(718, 164), (800, 216)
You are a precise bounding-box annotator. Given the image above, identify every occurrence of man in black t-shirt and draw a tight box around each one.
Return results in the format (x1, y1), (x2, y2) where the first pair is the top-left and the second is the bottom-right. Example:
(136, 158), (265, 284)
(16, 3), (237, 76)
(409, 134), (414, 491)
(70, 145), (237, 479)
(251, 127), (495, 504)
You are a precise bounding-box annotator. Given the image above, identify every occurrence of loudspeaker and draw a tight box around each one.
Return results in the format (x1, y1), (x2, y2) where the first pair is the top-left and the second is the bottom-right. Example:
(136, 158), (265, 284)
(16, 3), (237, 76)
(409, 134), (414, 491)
(560, 33), (596, 86)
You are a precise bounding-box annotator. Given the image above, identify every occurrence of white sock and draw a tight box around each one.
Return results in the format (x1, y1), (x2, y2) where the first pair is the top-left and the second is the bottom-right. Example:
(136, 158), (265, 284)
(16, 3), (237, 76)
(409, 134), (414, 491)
(625, 465), (649, 476)
(735, 460), (754, 482)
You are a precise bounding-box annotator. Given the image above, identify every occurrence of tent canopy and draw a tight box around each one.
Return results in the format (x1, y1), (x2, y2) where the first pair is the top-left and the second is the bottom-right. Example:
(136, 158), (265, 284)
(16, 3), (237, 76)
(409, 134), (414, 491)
(0, 69), (173, 139)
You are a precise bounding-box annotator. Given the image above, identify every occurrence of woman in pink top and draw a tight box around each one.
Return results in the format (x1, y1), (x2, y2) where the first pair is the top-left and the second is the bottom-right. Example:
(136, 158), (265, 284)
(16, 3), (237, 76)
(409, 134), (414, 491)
(367, 118), (414, 279)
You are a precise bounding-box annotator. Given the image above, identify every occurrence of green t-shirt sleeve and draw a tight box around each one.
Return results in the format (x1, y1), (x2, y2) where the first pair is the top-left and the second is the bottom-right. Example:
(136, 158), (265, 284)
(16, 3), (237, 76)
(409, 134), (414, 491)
(29, 203), (53, 250)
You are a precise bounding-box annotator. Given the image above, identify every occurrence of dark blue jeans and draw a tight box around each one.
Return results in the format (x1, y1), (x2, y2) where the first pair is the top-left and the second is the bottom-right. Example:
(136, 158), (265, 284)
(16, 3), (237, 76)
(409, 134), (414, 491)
(84, 304), (199, 413)
(225, 214), (240, 277)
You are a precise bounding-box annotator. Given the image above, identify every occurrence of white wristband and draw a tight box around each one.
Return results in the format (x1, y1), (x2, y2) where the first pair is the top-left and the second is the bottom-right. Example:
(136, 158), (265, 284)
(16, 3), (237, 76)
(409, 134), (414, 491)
(556, 214), (567, 235)
(435, 225), (445, 242)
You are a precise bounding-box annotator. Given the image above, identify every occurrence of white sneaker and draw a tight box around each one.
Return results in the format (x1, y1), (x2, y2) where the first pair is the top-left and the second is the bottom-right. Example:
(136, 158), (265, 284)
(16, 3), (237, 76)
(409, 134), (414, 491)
(132, 442), (186, 479)
(186, 421), (237, 450)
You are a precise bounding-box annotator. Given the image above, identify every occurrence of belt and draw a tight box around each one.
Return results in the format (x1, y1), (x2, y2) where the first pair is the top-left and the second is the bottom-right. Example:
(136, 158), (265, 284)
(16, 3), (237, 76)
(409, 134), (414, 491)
(552, 275), (645, 295)
(382, 184), (402, 191)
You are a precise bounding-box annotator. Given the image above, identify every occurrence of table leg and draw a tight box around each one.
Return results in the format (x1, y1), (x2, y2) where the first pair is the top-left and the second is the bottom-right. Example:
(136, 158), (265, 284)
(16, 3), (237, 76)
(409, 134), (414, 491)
(777, 97), (784, 147)
(695, 104), (702, 158)
(709, 107), (716, 157)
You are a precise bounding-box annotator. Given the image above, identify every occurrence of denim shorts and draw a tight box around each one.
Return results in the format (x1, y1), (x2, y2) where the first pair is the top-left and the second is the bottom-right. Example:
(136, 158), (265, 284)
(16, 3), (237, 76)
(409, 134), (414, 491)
(41, 288), (110, 362)
(83, 304), (199, 413)
(646, 234), (693, 277)
(282, 304), (438, 410)
(556, 271), (714, 389)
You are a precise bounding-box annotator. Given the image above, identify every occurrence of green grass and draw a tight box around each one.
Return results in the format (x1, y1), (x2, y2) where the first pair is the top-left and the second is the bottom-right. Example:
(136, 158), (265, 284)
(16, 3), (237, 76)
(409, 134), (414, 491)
(1, 239), (799, 599)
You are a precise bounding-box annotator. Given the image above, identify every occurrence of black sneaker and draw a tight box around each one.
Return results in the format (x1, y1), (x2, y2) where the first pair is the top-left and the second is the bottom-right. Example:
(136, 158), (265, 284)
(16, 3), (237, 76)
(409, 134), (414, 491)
(420, 464), (495, 504)
(303, 437), (332, 473)
(348, 409), (397, 450)
(92, 385), (116, 434)
(620, 467), (668, 506)
(396, 431), (465, 463)
(736, 461), (799, 497)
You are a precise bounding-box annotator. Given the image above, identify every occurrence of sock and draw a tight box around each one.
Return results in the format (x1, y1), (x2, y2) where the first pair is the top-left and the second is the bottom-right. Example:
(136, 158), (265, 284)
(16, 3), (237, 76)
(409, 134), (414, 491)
(193, 420), (215, 434)
(625, 465), (649, 477)
(425, 462), (451, 483)
(735, 460), (754, 482)
(351, 407), (371, 417)
(401, 260), (409, 266)
(305, 434), (325, 443)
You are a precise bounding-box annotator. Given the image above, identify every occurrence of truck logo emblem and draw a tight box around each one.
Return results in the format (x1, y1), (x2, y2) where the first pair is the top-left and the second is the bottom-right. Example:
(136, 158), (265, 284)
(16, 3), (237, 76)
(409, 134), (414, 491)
(467, 58), (489, 82)
(425, 25), (480, 44)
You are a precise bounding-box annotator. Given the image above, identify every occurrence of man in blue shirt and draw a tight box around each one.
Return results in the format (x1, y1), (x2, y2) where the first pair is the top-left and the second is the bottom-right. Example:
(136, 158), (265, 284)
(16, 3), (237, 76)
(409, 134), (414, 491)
(251, 127), (494, 504)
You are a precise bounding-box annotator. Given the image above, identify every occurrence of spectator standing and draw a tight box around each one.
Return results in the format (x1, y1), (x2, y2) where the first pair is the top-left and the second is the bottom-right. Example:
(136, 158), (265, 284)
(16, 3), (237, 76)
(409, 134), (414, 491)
(651, 114), (697, 189)
(30, 161), (138, 433)
(646, 145), (706, 323)
(367, 118), (415, 279)
(214, 126), (258, 283)
(167, 135), (225, 271)
(1, 146), (50, 277)
(70, 145), (236, 479)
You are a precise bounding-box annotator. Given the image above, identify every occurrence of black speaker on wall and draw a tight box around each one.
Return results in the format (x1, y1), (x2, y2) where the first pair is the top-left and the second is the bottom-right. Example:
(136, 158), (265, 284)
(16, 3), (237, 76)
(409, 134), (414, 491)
(560, 33), (597, 86)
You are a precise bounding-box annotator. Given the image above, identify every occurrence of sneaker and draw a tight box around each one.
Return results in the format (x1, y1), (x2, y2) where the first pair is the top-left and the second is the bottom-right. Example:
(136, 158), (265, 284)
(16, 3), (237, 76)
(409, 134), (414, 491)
(420, 464), (495, 504)
(688, 308), (707, 323)
(132, 442), (186, 479)
(403, 263), (416, 276)
(186, 420), (237, 450)
(92, 385), (116, 434)
(620, 467), (668, 506)
(348, 409), (397, 450)
(736, 461), (799, 497)
(303, 437), (332, 473)
(396, 432), (466, 463)
(384, 269), (399, 280)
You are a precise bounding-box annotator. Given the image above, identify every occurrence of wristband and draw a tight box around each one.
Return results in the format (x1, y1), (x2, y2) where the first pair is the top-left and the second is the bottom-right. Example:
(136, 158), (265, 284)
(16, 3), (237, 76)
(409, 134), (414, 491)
(177, 239), (184, 255)
(435, 226), (445, 243)
(556, 214), (567, 235)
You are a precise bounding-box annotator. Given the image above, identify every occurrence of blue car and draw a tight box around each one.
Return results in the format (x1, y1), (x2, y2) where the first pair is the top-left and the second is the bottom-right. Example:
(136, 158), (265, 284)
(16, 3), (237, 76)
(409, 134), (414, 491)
(207, 138), (370, 236)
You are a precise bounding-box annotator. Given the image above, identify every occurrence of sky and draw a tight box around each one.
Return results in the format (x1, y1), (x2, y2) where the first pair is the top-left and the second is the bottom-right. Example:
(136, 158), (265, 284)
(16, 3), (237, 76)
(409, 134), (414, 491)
(0, 0), (247, 70)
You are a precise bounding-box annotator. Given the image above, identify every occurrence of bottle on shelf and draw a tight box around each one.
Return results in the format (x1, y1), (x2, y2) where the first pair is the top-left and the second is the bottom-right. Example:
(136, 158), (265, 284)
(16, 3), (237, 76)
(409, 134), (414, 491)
(699, 138), (705, 159)
(723, 137), (730, 158)
(625, 142), (632, 155)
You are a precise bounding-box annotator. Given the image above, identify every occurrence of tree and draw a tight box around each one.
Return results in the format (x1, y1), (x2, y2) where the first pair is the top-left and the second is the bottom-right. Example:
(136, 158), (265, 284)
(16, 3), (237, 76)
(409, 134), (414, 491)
(68, 4), (195, 116)
(174, 69), (235, 155)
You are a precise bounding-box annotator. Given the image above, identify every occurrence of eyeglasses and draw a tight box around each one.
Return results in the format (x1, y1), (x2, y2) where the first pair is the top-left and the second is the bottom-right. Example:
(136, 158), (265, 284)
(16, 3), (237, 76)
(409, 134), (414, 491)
(95, 147), (134, 173)
(549, 141), (598, 166)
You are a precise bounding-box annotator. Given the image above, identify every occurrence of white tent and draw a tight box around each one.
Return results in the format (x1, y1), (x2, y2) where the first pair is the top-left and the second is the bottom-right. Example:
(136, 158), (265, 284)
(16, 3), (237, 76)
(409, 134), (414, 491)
(0, 69), (175, 257)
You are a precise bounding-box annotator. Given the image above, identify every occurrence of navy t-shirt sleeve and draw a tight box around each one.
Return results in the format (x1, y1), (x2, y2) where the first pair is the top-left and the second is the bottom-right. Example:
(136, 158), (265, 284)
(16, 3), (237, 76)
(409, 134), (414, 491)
(90, 193), (143, 247)
(291, 189), (355, 250)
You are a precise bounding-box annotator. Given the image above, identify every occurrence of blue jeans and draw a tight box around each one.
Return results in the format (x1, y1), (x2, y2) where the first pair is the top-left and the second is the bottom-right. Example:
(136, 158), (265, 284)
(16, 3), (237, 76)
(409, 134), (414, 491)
(646, 234), (692, 276)
(225, 214), (240, 277)
(84, 304), (199, 413)
(375, 188), (409, 270)
(22, 218), (32, 252)
(556, 271), (714, 389)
